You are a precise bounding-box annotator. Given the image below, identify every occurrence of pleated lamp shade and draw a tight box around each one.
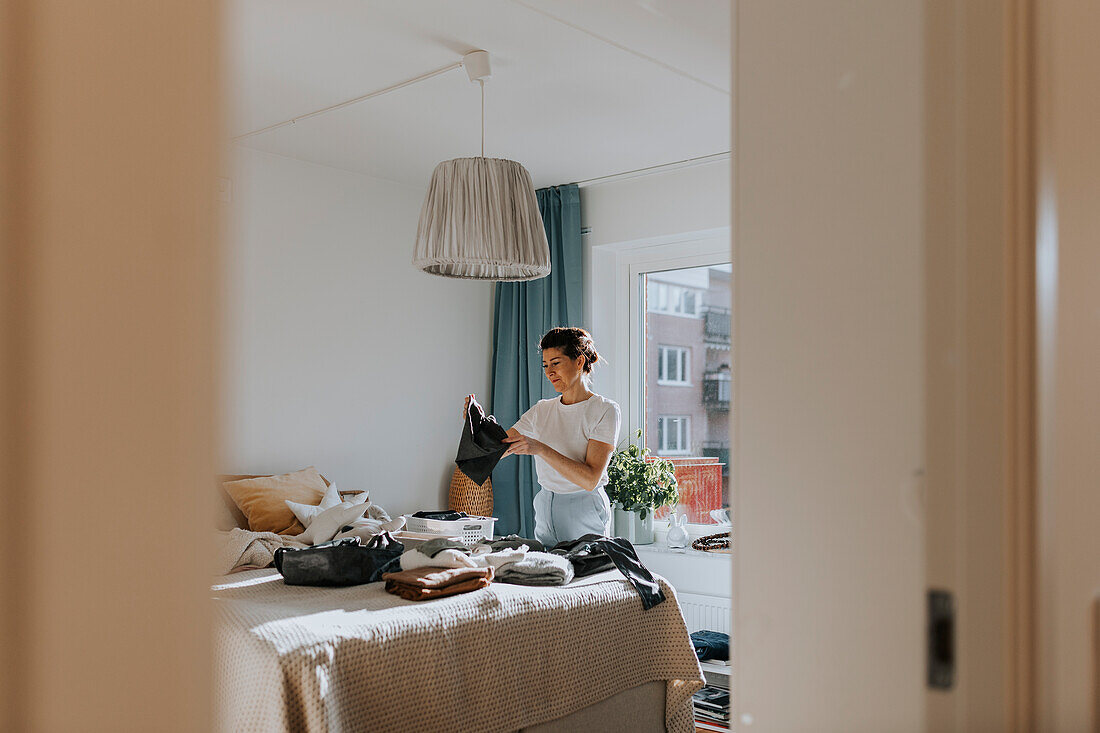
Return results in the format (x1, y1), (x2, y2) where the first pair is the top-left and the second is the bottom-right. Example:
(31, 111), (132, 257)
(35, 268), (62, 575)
(413, 157), (551, 281)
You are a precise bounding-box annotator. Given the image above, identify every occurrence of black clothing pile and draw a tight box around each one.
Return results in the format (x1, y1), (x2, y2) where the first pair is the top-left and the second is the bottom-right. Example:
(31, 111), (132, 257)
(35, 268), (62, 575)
(411, 510), (468, 521)
(550, 534), (666, 610)
(274, 532), (404, 587)
(454, 395), (509, 486)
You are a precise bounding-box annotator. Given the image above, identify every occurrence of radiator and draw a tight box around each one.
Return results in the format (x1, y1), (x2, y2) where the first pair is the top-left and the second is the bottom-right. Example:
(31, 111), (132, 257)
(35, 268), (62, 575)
(676, 591), (731, 635)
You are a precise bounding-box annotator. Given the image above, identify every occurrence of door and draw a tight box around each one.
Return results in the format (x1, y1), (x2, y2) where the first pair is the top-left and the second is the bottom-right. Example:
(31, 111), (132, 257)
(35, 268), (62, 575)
(731, 1), (1030, 731)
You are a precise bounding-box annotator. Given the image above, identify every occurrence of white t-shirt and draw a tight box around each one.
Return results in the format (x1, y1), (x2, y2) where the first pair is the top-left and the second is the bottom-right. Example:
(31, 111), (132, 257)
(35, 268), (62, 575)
(512, 393), (621, 494)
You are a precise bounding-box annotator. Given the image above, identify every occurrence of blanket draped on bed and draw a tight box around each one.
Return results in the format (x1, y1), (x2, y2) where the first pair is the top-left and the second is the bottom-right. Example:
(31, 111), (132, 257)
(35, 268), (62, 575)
(212, 569), (703, 733)
(216, 528), (306, 574)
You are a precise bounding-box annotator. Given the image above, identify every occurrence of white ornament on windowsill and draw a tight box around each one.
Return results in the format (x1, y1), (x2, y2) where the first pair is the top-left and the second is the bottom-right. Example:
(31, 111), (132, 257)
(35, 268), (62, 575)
(709, 508), (732, 527)
(666, 512), (689, 548)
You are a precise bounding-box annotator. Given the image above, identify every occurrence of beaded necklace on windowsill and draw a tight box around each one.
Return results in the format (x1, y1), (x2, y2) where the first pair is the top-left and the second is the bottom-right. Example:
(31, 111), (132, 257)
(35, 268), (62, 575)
(691, 531), (731, 553)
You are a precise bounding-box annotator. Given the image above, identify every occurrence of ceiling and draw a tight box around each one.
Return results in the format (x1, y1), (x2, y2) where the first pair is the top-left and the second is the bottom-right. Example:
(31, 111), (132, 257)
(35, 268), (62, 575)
(228, 0), (731, 188)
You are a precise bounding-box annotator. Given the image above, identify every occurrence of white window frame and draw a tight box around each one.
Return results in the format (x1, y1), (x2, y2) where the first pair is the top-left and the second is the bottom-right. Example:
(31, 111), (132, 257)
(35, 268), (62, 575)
(648, 282), (702, 318)
(586, 227), (731, 538)
(657, 415), (692, 455)
(657, 345), (691, 386)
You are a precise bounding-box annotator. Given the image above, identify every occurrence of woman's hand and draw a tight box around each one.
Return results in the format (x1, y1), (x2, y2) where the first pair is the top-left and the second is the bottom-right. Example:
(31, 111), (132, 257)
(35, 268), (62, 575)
(502, 434), (545, 458)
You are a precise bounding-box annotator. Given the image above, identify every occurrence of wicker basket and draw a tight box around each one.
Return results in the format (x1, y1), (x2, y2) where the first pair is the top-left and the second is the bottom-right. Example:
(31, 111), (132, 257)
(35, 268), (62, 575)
(448, 467), (493, 517)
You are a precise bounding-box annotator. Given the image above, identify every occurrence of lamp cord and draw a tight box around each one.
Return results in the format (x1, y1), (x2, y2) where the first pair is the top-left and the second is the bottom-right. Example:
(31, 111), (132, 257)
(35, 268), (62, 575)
(479, 79), (485, 158)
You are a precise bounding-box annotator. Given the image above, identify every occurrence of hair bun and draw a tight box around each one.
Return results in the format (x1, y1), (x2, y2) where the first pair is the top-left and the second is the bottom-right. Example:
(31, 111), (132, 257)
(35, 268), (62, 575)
(539, 327), (602, 375)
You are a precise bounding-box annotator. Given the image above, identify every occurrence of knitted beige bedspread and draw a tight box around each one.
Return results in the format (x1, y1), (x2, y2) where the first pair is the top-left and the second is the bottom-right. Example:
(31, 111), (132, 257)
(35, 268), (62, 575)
(212, 568), (704, 733)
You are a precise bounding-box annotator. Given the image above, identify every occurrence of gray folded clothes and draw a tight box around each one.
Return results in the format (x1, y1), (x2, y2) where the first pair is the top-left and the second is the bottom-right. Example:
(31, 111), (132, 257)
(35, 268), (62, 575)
(477, 534), (545, 553)
(418, 537), (470, 558)
(494, 551), (575, 586)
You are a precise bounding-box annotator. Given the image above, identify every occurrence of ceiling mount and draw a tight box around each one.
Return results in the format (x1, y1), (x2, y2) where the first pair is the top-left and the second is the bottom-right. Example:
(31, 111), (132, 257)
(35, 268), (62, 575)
(462, 50), (492, 83)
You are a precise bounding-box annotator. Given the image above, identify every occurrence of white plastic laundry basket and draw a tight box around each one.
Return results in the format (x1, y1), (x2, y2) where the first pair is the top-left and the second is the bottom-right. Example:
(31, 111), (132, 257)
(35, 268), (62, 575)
(401, 515), (497, 545)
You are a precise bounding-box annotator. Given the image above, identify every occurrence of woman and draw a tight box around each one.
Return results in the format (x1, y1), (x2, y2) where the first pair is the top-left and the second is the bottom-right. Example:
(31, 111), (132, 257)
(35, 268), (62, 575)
(466, 327), (621, 547)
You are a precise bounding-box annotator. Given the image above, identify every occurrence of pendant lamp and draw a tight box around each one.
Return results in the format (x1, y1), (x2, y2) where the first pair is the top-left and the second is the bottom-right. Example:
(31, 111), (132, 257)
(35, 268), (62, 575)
(413, 51), (550, 281)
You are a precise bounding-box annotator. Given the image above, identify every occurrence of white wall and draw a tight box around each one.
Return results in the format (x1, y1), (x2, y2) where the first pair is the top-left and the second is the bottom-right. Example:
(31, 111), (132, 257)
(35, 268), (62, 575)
(580, 159), (731, 249)
(225, 147), (494, 516)
(580, 159), (731, 408)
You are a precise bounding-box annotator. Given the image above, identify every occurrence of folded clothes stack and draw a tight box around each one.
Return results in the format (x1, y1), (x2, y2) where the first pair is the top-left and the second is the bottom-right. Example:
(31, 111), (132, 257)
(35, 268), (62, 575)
(382, 566), (494, 602)
(494, 552), (574, 586)
(399, 538), (525, 572)
(381, 536), (574, 595)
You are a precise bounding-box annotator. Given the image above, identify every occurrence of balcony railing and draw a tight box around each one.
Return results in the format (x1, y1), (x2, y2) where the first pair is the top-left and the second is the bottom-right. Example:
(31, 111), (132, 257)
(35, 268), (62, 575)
(702, 441), (730, 477)
(647, 455), (725, 524)
(704, 307), (731, 343)
(702, 370), (731, 410)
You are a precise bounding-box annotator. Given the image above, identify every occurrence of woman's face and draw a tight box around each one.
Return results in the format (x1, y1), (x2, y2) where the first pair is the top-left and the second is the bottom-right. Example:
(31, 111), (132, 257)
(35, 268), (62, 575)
(542, 347), (585, 393)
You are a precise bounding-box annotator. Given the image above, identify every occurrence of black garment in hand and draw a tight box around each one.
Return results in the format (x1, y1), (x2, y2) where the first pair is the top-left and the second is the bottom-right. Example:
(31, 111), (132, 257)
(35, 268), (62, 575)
(273, 532), (404, 587)
(454, 395), (509, 486)
(690, 630), (730, 662)
(550, 534), (666, 610)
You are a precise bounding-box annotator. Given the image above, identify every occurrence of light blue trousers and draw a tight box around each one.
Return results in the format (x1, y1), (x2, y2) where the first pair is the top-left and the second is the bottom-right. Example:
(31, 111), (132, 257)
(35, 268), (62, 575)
(533, 487), (612, 548)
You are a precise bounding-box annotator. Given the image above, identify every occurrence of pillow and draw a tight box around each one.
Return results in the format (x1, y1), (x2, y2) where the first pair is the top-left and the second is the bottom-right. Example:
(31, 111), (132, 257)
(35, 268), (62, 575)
(221, 467), (328, 535)
(295, 501), (370, 546)
(286, 482), (368, 528)
(365, 502), (391, 522)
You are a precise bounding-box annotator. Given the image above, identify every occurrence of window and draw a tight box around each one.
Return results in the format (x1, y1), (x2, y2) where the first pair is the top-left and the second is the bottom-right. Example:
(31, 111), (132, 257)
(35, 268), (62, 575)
(657, 345), (690, 385)
(648, 282), (700, 317)
(641, 262), (732, 526)
(657, 416), (691, 454)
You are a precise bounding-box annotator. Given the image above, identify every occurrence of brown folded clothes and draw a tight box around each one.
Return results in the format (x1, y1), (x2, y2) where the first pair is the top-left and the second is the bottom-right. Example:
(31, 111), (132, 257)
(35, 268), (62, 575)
(382, 566), (494, 601)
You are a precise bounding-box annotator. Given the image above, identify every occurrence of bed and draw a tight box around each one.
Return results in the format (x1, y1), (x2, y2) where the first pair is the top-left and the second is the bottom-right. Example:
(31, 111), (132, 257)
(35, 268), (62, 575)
(212, 565), (704, 732)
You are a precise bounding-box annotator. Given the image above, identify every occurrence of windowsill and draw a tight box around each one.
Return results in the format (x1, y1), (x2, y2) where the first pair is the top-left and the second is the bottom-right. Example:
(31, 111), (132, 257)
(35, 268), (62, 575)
(656, 380), (692, 387)
(634, 542), (730, 560)
(635, 525), (732, 560)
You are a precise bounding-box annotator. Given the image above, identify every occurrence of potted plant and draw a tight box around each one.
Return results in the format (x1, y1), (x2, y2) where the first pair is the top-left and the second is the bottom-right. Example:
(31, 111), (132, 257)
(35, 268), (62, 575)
(605, 429), (679, 545)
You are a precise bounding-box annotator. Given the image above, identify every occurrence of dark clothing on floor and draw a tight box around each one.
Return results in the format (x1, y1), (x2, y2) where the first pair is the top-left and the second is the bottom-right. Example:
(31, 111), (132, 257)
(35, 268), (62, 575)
(454, 395), (509, 486)
(690, 630), (730, 662)
(550, 534), (666, 610)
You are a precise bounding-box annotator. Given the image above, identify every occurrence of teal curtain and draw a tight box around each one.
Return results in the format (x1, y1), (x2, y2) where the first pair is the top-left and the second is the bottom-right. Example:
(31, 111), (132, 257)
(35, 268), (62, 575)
(490, 184), (583, 536)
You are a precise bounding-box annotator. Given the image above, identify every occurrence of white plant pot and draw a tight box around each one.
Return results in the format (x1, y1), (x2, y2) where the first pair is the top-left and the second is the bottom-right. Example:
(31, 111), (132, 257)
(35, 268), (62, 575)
(613, 507), (655, 545)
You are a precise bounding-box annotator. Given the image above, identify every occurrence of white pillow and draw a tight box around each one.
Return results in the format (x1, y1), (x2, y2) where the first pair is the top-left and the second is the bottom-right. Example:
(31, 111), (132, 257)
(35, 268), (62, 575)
(365, 502), (390, 521)
(295, 501), (370, 546)
(285, 482), (368, 528)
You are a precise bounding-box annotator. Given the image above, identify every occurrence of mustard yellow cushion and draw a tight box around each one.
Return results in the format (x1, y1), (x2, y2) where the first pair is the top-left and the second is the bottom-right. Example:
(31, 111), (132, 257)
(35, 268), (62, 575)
(221, 467), (327, 535)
